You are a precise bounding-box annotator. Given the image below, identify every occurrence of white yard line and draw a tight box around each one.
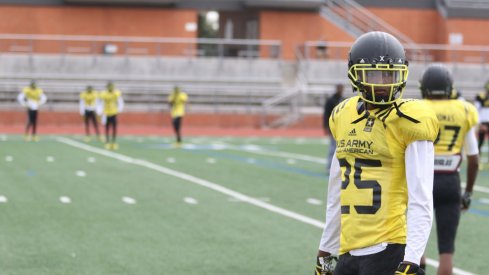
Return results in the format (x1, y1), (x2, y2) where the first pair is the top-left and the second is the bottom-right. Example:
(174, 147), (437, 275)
(425, 258), (476, 275)
(306, 198), (323, 205)
(122, 196), (136, 204)
(0, 195), (8, 203)
(462, 182), (489, 194)
(478, 198), (489, 205)
(56, 137), (477, 275)
(76, 170), (86, 177)
(474, 185), (489, 194)
(229, 145), (326, 164)
(184, 197), (198, 204)
(57, 137), (324, 228)
(59, 196), (71, 204)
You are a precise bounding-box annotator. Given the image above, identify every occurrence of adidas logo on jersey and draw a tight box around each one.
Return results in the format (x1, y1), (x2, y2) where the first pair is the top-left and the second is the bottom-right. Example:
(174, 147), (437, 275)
(348, 129), (357, 136)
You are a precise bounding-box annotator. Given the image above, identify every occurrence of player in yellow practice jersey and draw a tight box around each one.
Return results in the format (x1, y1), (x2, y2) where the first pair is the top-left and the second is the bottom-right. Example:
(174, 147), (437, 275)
(419, 64), (479, 275)
(315, 32), (438, 275)
(168, 86), (188, 147)
(79, 85), (101, 142)
(98, 82), (124, 150)
(474, 81), (489, 166)
(17, 80), (47, 141)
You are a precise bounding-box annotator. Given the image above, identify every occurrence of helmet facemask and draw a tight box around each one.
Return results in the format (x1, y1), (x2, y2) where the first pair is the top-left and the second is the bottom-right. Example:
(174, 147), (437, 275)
(348, 63), (408, 105)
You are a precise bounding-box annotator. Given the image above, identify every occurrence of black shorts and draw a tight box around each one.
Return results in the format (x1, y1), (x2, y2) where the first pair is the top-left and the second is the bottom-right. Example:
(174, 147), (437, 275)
(107, 115), (117, 125)
(172, 116), (182, 129)
(84, 110), (96, 119)
(27, 109), (38, 124)
(433, 172), (461, 254)
(335, 244), (405, 275)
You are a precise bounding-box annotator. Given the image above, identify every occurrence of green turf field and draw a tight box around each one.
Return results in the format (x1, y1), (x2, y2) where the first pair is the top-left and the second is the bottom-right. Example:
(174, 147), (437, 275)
(0, 134), (488, 275)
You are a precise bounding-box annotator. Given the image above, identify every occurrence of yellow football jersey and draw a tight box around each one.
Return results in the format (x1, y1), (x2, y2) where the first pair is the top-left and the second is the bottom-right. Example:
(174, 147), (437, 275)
(168, 91), (188, 118)
(424, 99), (478, 171)
(23, 87), (44, 102)
(329, 96), (438, 254)
(99, 90), (122, 116)
(80, 90), (98, 108)
(476, 92), (489, 107)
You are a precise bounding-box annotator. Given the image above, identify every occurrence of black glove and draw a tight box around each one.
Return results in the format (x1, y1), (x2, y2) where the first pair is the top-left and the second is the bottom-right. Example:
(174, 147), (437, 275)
(314, 255), (337, 275)
(394, 262), (425, 275)
(461, 191), (472, 210)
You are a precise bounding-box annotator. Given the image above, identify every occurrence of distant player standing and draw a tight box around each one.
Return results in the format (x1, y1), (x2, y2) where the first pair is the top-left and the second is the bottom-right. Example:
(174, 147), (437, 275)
(79, 85), (101, 142)
(17, 80), (47, 141)
(168, 86), (188, 147)
(474, 81), (489, 165)
(98, 82), (124, 150)
(419, 64), (479, 275)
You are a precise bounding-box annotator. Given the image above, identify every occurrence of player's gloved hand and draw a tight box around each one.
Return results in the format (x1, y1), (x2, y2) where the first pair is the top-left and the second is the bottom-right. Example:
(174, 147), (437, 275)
(395, 262), (425, 275)
(314, 255), (337, 275)
(461, 191), (472, 210)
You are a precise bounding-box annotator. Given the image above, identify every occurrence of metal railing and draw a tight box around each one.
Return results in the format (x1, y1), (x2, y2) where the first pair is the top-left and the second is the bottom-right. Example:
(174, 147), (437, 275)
(444, 0), (489, 9)
(299, 40), (489, 64)
(259, 46), (310, 128)
(260, 90), (301, 128)
(0, 34), (282, 59)
(296, 40), (489, 104)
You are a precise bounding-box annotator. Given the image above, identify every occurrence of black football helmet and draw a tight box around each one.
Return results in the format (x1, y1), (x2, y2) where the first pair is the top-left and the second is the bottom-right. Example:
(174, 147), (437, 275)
(348, 31), (408, 105)
(419, 64), (453, 99)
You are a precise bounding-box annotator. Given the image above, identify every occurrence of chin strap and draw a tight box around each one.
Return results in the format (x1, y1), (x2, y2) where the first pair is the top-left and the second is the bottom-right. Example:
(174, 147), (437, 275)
(352, 101), (388, 128)
(352, 106), (370, 124)
(393, 101), (420, 123)
(352, 100), (420, 129)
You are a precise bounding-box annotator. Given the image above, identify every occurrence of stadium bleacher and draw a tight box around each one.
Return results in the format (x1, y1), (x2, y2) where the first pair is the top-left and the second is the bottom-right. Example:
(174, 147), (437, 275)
(0, 56), (289, 111)
(436, 0), (489, 18)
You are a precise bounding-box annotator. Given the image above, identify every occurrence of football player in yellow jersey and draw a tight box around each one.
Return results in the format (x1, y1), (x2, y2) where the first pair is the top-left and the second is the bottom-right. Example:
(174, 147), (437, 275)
(98, 82), (124, 150)
(474, 81), (489, 164)
(315, 32), (438, 275)
(17, 80), (47, 141)
(418, 64), (479, 275)
(168, 86), (188, 147)
(79, 85), (101, 142)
